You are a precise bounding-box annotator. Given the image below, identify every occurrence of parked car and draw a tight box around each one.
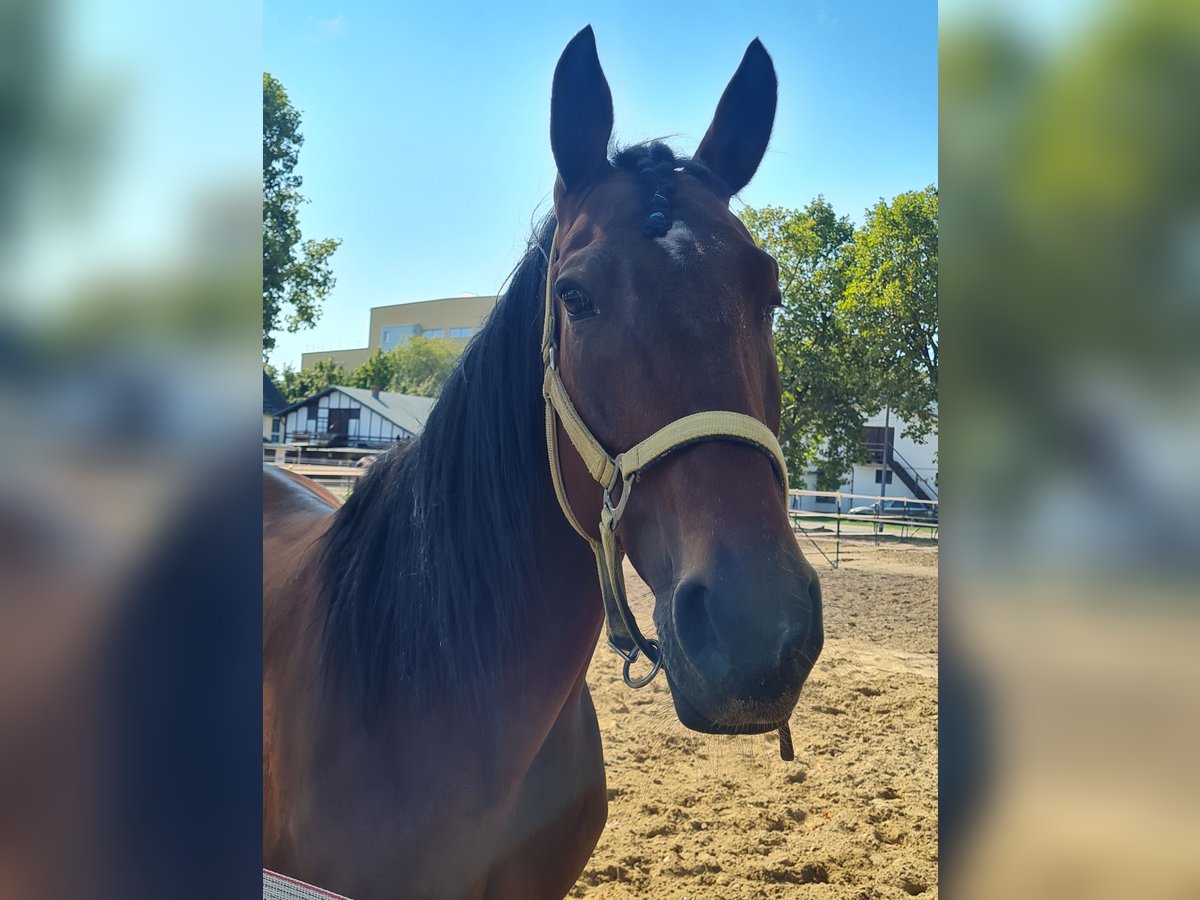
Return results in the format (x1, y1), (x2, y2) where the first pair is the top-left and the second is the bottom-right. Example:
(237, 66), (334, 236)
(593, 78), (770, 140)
(847, 499), (938, 522)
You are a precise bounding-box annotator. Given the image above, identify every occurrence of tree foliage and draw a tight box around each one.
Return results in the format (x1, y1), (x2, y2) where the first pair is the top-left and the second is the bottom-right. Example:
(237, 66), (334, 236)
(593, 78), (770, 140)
(741, 199), (862, 488)
(740, 188), (938, 488)
(267, 337), (462, 405)
(265, 359), (346, 405)
(345, 337), (462, 397)
(843, 186), (938, 441)
(263, 73), (341, 353)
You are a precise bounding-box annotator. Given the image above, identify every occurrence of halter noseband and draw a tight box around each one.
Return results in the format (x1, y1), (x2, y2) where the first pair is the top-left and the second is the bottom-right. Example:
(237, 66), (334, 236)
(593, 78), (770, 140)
(540, 226), (789, 689)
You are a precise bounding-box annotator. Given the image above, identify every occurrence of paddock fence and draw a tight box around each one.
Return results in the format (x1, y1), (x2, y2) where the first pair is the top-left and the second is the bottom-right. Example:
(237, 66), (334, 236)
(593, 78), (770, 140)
(264, 464), (939, 568)
(267, 461), (364, 499)
(787, 489), (938, 569)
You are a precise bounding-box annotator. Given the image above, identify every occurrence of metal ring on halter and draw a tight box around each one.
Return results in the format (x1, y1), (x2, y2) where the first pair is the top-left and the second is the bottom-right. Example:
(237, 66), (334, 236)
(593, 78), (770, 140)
(621, 639), (663, 689)
(602, 470), (635, 528)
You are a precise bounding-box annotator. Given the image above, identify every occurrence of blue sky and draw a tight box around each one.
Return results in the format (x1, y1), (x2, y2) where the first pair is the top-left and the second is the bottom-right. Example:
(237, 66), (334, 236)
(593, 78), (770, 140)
(265, 1), (936, 368)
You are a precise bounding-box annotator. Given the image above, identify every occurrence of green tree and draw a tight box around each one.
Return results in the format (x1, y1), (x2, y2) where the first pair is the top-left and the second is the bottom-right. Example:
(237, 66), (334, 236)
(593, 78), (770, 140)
(741, 199), (866, 488)
(266, 338), (461, 407)
(348, 350), (398, 396)
(842, 186), (939, 441)
(347, 337), (461, 397)
(263, 73), (341, 353)
(266, 358), (346, 404)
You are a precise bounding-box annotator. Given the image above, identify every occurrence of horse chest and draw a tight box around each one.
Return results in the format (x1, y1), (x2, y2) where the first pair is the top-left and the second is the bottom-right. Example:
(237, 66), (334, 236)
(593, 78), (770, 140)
(270, 681), (606, 900)
(481, 683), (608, 899)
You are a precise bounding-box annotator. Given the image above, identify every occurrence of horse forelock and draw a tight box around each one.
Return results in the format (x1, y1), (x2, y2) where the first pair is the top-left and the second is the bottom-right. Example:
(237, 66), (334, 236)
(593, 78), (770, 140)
(610, 141), (730, 237)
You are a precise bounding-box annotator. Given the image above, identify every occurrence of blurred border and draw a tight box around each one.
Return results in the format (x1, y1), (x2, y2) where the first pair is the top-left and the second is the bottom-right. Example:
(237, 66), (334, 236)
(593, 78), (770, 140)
(0, 1), (262, 897)
(942, 0), (1200, 896)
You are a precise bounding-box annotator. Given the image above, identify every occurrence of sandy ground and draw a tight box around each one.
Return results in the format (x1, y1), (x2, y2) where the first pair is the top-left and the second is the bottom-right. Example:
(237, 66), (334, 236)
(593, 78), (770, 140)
(572, 536), (938, 899)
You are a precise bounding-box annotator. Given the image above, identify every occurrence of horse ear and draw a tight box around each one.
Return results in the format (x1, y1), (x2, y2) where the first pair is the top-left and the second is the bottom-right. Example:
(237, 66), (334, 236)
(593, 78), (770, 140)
(551, 26), (614, 193)
(694, 39), (777, 197)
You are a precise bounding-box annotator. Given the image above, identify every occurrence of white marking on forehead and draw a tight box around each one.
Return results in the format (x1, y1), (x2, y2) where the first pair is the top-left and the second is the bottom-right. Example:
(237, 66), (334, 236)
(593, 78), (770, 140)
(655, 220), (700, 263)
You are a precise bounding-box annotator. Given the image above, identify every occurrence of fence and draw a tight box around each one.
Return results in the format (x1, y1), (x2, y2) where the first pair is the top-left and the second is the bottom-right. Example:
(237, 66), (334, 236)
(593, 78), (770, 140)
(267, 462), (364, 498)
(787, 489), (938, 569)
(264, 466), (938, 568)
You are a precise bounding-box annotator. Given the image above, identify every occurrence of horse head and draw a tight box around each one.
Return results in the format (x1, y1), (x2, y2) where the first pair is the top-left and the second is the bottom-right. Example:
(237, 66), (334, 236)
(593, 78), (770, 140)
(546, 27), (823, 736)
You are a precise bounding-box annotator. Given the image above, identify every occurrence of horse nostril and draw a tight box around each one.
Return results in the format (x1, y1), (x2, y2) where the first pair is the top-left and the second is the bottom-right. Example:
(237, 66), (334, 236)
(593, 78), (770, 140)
(783, 573), (824, 674)
(670, 575), (727, 678)
(809, 572), (823, 608)
(768, 572), (817, 664)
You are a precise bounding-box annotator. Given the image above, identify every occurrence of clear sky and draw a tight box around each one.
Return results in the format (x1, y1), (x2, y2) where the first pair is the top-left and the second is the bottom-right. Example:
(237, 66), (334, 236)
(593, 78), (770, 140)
(264, 1), (936, 368)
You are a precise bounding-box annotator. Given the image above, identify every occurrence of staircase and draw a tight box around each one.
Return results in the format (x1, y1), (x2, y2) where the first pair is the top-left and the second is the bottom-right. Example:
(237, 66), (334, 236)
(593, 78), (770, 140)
(864, 434), (937, 503)
(887, 447), (937, 502)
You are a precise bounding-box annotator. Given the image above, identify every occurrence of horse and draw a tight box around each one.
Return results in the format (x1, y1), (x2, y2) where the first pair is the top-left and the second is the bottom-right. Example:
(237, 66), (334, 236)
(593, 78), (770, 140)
(263, 26), (823, 900)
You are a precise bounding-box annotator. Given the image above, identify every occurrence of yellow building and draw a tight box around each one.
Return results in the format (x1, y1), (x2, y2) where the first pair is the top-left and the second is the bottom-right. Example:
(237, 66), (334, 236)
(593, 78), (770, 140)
(301, 295), (497, 371)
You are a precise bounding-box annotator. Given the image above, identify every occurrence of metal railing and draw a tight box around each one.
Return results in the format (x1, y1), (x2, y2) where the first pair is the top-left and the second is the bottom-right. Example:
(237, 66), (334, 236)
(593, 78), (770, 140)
(862, 440), (938, 501)
(787, 488), (938, 568)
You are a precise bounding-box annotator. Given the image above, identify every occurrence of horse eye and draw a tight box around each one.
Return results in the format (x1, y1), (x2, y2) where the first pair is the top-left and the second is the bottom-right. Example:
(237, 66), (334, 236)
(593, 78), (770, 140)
(560, 288), (598, 321)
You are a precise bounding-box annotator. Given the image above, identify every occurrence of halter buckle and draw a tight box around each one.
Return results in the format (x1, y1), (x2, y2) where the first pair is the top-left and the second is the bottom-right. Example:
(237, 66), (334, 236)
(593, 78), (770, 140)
(609, 638), (663, 689)
(602, 470), (635, 528)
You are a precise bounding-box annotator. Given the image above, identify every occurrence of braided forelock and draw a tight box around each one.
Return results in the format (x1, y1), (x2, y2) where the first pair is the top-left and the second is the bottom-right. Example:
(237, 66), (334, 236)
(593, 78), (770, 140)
(611, 141), (731, 237)
(612, 142), (681, 237)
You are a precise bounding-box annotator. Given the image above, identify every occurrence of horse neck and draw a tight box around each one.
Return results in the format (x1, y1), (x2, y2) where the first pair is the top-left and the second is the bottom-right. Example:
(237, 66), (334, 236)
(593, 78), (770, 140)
(426, 381), (603, 783)
(525, 485), (606, 674)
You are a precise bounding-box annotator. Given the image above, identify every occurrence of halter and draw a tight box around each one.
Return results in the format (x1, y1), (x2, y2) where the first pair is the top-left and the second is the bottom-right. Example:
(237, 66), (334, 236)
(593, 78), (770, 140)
(541, 226), (789, 689)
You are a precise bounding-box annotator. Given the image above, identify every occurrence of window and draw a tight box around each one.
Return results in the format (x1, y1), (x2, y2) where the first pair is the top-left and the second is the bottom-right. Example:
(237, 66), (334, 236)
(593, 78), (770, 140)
(423, 328), (444, 339)
(874, 469), (893, 484)
(815, 495), (835, 505)
(381, 325), (417, 350)
(863, 426), (895, 464)
(328, 408), (354, 436)
(449, 326), (474, 338)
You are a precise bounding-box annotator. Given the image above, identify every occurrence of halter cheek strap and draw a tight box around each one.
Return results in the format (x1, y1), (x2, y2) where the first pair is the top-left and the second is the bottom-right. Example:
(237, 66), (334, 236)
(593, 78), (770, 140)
(540, 226), (789, 689)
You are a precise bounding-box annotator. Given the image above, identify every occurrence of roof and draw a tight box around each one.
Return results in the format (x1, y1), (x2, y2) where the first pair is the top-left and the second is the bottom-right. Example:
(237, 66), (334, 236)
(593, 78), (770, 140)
(277, 385), (438, 437)
(263, 372), (288, 415)
(336, 386), (438, 436)
(367, 295), (498, 313)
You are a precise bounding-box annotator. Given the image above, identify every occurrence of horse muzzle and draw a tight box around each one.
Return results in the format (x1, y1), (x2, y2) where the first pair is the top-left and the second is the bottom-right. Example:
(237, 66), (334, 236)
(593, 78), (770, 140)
(656, 561), (824, 735)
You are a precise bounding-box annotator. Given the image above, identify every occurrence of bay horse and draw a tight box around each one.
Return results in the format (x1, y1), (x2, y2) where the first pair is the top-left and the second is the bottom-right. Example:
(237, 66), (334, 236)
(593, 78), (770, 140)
(264, 26), (823, 900)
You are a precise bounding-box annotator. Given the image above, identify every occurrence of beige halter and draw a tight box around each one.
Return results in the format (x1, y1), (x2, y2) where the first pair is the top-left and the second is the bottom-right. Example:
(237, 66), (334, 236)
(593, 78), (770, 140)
(540, 226), (789, 687)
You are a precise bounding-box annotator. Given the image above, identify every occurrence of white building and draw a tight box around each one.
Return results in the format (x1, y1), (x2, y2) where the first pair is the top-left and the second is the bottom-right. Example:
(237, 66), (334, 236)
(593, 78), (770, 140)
(791, 409), (938, 512)
(276, 385), (437, 450)
(263, 372), (288, 442)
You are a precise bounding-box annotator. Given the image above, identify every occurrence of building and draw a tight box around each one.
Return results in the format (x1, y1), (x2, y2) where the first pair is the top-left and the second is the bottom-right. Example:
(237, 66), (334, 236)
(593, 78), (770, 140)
(301, 295), (497, 372)
(275, 385), (437, 450)
(791, 408), (938, 511)
(263, 371), (288, 442)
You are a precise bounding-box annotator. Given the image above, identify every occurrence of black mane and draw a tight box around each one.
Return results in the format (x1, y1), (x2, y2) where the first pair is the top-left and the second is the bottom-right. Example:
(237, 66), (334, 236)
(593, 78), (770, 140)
(319, 216), (555, 717)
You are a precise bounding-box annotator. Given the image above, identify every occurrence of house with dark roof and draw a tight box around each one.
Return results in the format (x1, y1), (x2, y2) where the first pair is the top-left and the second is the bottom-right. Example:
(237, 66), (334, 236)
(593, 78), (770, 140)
(275, 385), (437, 449)
(263, 371), (288, 442)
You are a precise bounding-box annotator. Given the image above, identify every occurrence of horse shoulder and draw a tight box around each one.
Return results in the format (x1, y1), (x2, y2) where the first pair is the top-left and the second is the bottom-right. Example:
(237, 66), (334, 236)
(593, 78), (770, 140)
(263, 464), (335, 623)
(263, 464), (342, 518)
(263, 465), (338, 871)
